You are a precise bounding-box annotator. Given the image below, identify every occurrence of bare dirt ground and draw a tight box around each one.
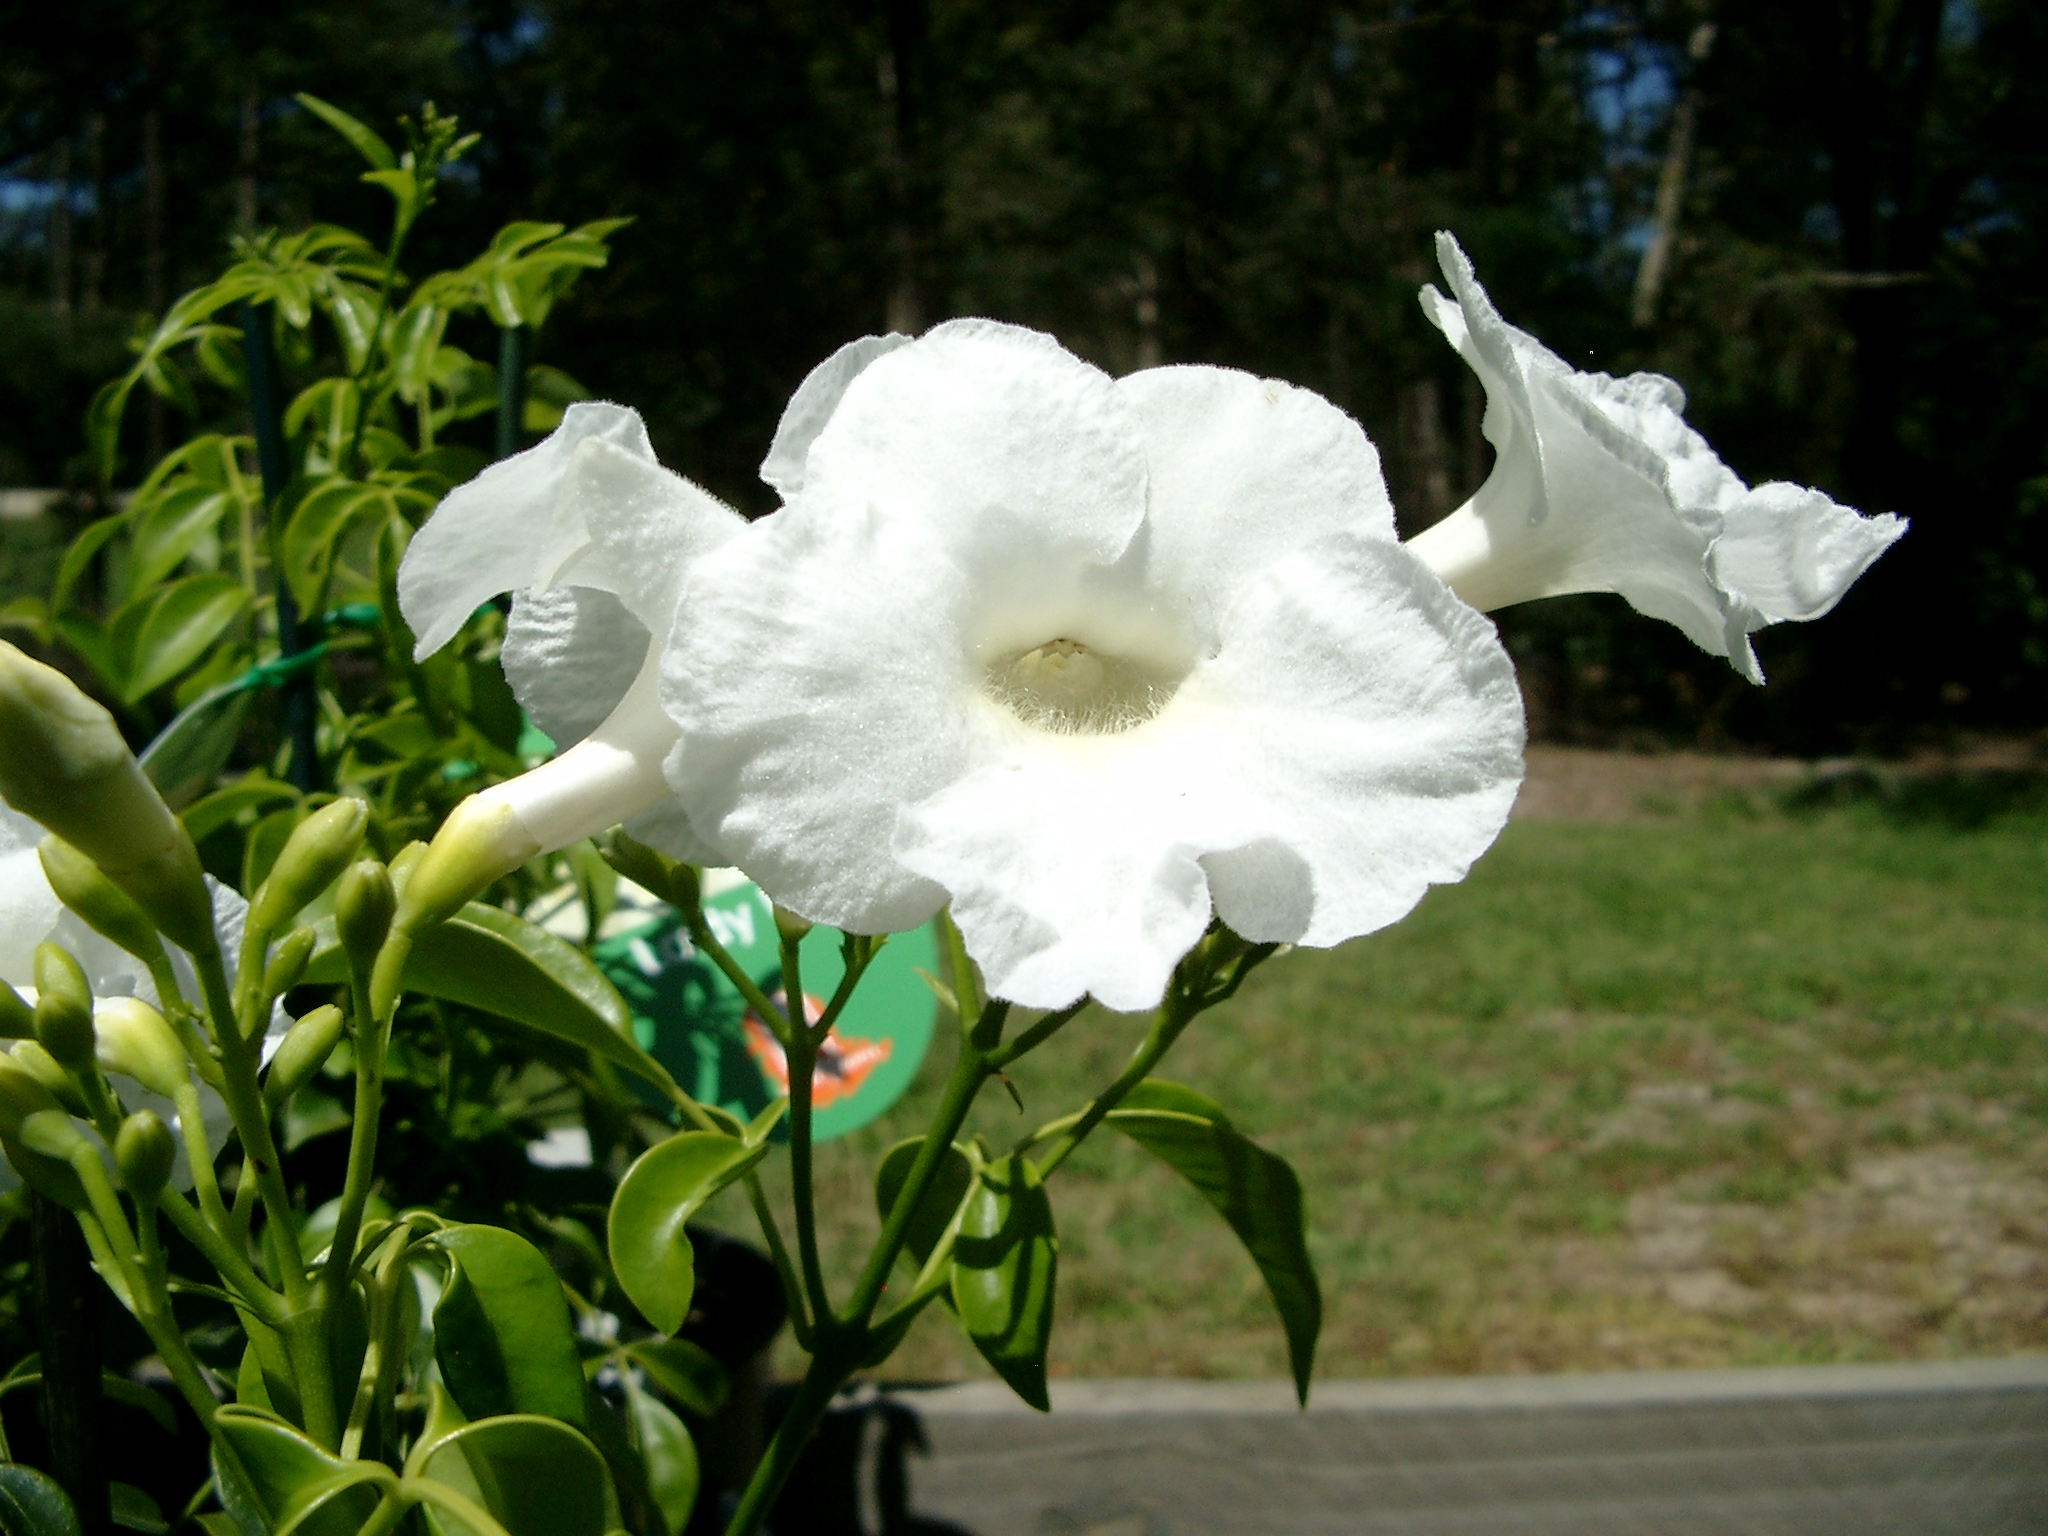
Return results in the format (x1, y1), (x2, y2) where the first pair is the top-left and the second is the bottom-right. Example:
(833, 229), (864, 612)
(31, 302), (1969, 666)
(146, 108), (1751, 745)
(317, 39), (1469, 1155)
(1511, 737), (2047, 824)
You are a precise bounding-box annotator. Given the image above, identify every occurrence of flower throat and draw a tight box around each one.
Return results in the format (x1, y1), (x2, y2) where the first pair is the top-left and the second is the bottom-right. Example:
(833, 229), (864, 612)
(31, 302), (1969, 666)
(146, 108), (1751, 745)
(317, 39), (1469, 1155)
(984, 638), (1174, 735)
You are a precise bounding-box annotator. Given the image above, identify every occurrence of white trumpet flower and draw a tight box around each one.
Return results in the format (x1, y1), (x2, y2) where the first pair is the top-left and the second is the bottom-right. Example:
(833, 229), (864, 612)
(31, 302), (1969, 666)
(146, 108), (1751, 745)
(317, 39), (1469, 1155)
(662, 321), (1527, 1012)
(1405, 232), (1905, 682)
(397, 402), (747, 866)
(0, 804), (282, 1192)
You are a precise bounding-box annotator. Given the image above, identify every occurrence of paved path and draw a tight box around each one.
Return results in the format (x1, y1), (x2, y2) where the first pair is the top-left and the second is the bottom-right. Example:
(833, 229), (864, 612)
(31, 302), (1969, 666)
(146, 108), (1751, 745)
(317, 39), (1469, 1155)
(866, 1358), (2048, 1536)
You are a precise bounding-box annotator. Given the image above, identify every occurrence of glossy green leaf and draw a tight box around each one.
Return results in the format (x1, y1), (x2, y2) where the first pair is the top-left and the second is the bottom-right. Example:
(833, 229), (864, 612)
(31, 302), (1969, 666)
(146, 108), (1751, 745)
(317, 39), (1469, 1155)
(624, 1378), (700, 1536)
(0, 1464), (81, 1536)
(415, 1415), (621, 1536)
(951, 1153), (1057, 1411)
(294, 94), (396, 171)
(306, 900), (680, 1097)
(608, 1132), (767, 1333)
(875, 1137), (975, 1276)
(281, 479), (392, 615)
(1106, 1079), (1322, 1403)
(623, 1338), (728, 1418)
(110, 1482), (167, 1535)
(113, 573), (250, 702)
(433, 1225), (587, 1427)
(127, 483), (233, 596)
(141, 681), (256, 806)
(210, 1406), (387, 1536)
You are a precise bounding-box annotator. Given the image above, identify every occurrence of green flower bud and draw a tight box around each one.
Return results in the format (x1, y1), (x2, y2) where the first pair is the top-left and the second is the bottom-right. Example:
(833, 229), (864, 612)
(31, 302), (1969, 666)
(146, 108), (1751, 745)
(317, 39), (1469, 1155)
(0, 982), (32, 1040)
(115, 1109), (175, 1203)
(386, 840), (429, 897)
(0, 643), (214, 956)
(248, 798), (368, 939)
(335, 862), (396, 977)
(395, 795), (539, 936)
(773, 905), (814, 945)
(18, 1107), (88, 1162)
(9, 1041), (86, 1115)
(0, 1051), (64, 1138)
(262, 927), (317, 998)
(601, 832), (681, 903)
(33, 943), (96, 1072)
(0, 1058), (87, 1209)
(38, 836), (166, 967)
(263, 1004), (346, 1110)
(93, 996), (190, 1100)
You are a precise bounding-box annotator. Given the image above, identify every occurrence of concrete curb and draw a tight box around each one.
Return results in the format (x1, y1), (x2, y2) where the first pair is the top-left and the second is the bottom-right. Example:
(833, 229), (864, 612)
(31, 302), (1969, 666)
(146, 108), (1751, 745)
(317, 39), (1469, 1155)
(859, 1359), (2048, 1536)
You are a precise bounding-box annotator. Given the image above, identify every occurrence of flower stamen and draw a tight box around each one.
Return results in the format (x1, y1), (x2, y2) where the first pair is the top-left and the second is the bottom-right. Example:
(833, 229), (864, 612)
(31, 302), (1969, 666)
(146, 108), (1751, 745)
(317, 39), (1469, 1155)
(985, 639), (1172, 735)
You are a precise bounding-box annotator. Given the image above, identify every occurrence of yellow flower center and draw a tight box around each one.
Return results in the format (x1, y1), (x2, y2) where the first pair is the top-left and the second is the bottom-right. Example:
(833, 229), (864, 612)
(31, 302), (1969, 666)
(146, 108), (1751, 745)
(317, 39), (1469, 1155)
(984, 638), (1173, 735)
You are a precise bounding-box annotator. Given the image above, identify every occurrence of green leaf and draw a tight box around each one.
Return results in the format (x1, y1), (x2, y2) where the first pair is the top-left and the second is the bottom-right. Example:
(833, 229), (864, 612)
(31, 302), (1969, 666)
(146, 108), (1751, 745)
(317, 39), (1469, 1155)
(209, 1406), (388, 1536)
(0, 1465), (81, 1536)
(608, 1132), (768, 1334)
(413, 1414), (622, 1536)
(875, 1137), (975, 1276)
(53, 514), (129, 609)
(622, 1338), (728, 1418)
(623, 1379), (699, 1536)
(390, 303), (451, 401)
(305, 901), (681, 1098)
(87, 373), (141, 483)
(293, 93), (396, 170)
(112, 573), (251, 703)
(110, 1483), (167, 1535)
(433, 1225), (588, 1427)
(951, 1153), (1057, 1411)
(182, 776), (300, 842)
(1106, 1079), (1322, 1403)
(128, 484), (232, 596)
(280, 478), (392, 614)
(140, 682), (257, 807)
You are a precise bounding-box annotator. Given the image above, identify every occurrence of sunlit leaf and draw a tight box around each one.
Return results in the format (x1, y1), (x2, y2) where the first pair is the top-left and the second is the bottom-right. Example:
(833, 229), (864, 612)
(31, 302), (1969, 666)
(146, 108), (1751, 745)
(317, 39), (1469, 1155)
(209, 1406), (389, 1536)
(293, 94), (397, 171)
(952, 1153), (1057, 1410)
(1106, 1079), (1322, 1403)
(623, 1379), (699, 1536)
(432, 1225), (588, 1427)
(111, 573), (250, 702)
(413, 1413), (622, 1536)
(608, 1132), (767, 1334)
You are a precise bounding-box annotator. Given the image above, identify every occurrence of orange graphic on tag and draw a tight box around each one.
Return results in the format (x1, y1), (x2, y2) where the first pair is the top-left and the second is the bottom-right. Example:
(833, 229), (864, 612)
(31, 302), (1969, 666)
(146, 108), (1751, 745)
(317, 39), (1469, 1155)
(742, 990), (894, 1109)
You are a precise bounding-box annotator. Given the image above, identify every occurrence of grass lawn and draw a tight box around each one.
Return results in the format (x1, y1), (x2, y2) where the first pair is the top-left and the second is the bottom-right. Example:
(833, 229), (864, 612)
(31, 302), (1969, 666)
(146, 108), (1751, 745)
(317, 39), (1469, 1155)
(709, 780), (2048, 1384)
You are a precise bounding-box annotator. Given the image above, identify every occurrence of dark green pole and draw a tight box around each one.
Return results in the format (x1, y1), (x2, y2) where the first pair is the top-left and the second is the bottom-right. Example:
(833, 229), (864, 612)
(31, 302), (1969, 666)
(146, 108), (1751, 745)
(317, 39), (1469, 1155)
(495, 325), (528, 462)
(238, 301), (318, 792)
(31, 1193), (106, 1536)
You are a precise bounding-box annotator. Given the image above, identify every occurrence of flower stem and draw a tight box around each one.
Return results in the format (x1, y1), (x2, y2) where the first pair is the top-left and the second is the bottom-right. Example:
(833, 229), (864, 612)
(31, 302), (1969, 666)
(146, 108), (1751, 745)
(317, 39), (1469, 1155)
(723, 1013), (999, 1536)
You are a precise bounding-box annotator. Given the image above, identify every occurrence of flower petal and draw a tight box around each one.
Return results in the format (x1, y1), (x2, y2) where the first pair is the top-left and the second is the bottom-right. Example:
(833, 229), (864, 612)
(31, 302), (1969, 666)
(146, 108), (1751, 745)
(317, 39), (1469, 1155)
(800, 319), (1148, 572)
(1115, 364), (1398, 639)
(502, 586), (651, 750)
(1184, 535), (1524, 951)
(1709, 481), (1905, 624)
(663, 500), (962, 933)
(892, 535), (1523, 1011)
(1407, 232), (1903, 683)
(399, 402), (654, 657)
(759, 334), (912, 501)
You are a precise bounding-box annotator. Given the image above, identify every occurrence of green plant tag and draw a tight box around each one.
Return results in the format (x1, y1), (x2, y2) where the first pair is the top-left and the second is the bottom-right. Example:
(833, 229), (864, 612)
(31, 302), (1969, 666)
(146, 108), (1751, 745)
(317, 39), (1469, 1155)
(585, 872), (937, 1141)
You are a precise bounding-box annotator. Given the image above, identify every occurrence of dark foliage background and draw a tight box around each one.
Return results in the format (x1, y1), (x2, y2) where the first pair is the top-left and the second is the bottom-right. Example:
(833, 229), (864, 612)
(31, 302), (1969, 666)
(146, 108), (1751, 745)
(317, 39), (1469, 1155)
(1, 0), (2041, 753)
